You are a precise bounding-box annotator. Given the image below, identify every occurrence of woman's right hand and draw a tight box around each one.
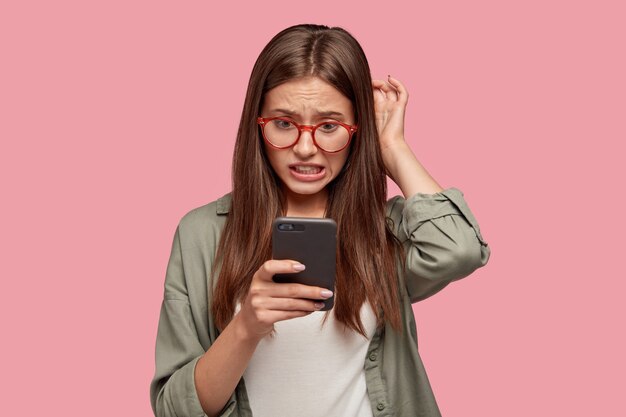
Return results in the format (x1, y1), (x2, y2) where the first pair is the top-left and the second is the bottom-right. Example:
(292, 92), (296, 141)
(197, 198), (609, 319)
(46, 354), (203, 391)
(236, 260), (334, 339)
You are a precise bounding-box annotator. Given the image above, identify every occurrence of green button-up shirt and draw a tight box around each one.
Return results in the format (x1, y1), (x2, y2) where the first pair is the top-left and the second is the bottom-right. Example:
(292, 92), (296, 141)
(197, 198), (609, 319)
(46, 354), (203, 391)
(150, 187), (491, 416)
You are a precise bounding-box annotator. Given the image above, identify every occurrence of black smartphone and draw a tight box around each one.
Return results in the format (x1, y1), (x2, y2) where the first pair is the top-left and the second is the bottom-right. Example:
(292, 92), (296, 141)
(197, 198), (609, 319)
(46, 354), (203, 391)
(272, 217), (337, 311)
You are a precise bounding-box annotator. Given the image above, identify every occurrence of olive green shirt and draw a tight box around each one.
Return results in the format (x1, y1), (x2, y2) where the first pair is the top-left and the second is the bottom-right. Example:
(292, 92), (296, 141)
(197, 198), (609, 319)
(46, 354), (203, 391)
(150, 187), (490, 417)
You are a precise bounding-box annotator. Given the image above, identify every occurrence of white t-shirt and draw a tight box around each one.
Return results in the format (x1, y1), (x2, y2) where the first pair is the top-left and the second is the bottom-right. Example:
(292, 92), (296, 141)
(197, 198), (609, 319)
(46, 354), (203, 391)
(236, 301), (378, 417)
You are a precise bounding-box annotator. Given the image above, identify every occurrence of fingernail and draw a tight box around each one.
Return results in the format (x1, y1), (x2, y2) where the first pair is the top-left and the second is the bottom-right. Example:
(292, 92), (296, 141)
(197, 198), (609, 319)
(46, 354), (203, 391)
(314, 302), (325, 309)
(293, 263), (305, 271)
(320, 289), (333, 298)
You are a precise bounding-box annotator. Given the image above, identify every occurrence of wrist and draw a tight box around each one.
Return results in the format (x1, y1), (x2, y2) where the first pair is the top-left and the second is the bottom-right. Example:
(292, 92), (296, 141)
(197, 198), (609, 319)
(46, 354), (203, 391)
(231, 312), (267, 345)
(381, 140), (411, 177)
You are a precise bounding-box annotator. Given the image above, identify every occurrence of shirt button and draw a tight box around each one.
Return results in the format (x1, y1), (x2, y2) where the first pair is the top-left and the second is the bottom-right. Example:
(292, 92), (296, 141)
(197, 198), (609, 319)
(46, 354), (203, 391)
(377, 402), (385, 411)
(369, 352), (378, 361)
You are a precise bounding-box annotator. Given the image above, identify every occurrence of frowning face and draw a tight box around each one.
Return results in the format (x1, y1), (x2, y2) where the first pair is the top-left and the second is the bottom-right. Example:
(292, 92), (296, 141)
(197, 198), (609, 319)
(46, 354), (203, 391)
(260, 76), (355, 207)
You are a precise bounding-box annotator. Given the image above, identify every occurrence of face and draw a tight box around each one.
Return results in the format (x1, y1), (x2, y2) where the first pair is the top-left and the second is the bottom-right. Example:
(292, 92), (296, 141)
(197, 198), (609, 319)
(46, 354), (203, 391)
(260, 76), (355, 204)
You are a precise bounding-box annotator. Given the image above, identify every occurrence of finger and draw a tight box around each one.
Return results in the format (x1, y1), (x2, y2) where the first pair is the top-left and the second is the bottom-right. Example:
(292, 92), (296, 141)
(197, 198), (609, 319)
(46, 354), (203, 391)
(373, 87), (386, 102)
(256, 259), (305, 282)
(371, 79), (388, 100)
(266, 281), (334, 300)
(374, 77), (398, 92)
(380, 76), (399, 101)
(374, 80), (397, 101)
(387, 75), (408, 102)
(266, 310), (315, 323)
(260, 296), (325, 312)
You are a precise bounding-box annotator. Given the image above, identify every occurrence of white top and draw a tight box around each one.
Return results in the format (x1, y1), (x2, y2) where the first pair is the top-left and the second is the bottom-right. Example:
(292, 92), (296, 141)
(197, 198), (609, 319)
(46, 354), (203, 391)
(237, 301), (378, 417)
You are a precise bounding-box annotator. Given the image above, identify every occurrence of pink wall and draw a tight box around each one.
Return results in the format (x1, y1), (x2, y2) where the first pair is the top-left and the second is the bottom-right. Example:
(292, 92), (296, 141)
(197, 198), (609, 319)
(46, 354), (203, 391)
(2, 0), (624, 415)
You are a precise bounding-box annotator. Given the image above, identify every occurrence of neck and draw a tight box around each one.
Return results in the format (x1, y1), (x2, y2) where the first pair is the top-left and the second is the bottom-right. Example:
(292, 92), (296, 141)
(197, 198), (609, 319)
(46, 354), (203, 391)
(283, 188), (328, 218)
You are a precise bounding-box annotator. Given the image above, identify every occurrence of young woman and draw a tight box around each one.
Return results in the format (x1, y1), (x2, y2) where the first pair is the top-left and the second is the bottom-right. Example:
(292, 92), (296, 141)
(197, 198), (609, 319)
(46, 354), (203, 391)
(150, 24), (490, 417)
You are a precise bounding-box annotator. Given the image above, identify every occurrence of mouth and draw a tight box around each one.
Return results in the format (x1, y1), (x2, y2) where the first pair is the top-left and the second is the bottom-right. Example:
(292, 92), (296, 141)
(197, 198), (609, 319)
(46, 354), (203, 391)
(289, 164), (323, 174)
(288, 164), (326, 181)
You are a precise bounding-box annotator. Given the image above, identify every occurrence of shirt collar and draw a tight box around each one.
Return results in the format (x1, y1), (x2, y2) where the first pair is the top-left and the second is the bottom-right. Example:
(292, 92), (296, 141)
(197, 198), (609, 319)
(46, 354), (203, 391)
(216, 193), (232, 215)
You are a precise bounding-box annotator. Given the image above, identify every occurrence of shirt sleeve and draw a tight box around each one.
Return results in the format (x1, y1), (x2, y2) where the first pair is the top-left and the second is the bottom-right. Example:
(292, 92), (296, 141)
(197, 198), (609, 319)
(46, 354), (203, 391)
(386, 187), (491, 303)
(150, 226), (236, 417)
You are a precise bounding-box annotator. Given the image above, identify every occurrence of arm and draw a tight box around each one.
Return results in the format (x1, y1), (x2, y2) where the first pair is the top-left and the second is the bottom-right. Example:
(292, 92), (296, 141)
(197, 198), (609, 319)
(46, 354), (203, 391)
(372, 75), (444, 198)
(373, 76), (490, 301)
(193, 316), (261, 417)
(382, 140), (443, 198)
(387, 188), (491, 303)
(150, 225), (331, 417)
(150, 226), (213, 417)
(150, 315), (258, 417)
(194, 260), (330, 416)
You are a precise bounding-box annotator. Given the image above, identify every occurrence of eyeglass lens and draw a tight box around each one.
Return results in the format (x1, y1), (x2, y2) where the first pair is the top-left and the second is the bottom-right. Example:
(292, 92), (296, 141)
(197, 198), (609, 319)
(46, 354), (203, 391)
(263, 119), (349, 152)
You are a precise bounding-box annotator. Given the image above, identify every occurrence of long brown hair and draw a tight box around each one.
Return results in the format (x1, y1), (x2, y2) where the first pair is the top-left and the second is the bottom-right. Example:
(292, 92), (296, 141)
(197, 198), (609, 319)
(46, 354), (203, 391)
(212, 24), (404, 336)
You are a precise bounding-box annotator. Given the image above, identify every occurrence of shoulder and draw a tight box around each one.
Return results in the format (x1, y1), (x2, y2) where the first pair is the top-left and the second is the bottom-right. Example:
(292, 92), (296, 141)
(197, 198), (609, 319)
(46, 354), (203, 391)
(384, 187), (470, 240)
(176, 192), (231, 250)
(385, 195), (405, 218)
(385, 188), (468, 218)
(386, 187), (466, 211)
(179, 192), (231, 227)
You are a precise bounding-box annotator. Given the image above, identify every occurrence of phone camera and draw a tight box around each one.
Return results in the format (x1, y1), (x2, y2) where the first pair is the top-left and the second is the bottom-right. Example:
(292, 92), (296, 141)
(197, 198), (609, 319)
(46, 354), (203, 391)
(278, 223), (295, 231)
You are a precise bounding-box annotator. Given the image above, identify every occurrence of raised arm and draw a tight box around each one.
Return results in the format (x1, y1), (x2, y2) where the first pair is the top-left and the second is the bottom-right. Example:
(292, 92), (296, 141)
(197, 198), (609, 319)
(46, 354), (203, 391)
(387, 188), (491, 303)
(372, 75), (443, 198)
(373, 76), (490, 301)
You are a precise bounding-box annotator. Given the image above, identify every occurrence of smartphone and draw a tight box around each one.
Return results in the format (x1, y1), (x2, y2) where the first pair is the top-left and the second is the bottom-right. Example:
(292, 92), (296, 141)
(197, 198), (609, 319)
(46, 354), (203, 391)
(272, 217), (337, 310)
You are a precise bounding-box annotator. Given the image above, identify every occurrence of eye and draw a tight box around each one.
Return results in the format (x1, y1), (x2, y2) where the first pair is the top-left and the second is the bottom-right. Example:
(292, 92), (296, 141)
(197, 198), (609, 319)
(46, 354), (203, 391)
(319, 122), (339, 132)
(273, 119), (295, 129)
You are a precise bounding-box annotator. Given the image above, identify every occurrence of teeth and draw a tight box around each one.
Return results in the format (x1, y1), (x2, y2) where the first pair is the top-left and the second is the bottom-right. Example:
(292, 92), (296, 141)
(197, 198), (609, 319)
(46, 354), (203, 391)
(293, 166), (322, 174)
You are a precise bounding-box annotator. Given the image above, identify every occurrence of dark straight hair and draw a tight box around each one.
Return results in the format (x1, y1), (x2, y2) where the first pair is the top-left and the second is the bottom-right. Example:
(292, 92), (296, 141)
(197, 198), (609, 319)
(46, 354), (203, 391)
(212, 24), (404, 336)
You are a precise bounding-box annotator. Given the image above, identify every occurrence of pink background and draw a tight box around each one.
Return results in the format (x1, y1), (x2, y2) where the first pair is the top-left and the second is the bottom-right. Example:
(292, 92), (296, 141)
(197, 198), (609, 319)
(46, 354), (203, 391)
(2, 0), (624, 415)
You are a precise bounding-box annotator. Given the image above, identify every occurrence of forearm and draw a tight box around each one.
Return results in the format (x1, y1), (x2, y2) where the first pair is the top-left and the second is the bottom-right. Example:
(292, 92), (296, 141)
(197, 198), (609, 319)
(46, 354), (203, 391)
(382, 141), (444, 198)
(194, 313), (262, 417)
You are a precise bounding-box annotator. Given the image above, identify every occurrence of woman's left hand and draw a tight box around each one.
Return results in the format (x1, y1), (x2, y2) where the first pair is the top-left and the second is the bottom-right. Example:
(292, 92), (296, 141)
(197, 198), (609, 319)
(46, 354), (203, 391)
(372, 75), (409, 152)
(371, 75), (442, 196)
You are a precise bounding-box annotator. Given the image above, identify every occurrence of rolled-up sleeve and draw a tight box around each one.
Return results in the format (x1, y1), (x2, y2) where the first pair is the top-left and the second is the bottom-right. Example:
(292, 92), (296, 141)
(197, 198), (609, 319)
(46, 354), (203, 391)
(387, 187), (491, 303)
(150, 226), (210, 417)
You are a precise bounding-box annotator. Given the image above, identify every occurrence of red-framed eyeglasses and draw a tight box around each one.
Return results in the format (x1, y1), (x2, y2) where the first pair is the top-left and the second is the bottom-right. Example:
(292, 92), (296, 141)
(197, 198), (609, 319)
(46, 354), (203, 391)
(257, 116), (358, 153)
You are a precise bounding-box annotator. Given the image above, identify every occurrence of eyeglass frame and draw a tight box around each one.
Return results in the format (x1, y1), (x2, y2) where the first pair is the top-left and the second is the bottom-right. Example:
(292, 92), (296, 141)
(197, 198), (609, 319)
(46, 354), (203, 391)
(256, 116), (358, 153)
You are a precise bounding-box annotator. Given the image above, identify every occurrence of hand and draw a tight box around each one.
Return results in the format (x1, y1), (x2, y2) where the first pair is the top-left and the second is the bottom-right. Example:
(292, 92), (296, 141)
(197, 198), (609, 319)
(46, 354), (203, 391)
(372, 75), (409, 152)
(237, 260), (334, 339)
(372, 76), (443, 196)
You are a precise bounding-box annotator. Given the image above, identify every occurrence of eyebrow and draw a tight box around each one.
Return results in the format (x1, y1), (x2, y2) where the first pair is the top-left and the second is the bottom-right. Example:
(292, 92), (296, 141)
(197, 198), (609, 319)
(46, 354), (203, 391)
(270, 108), (345, 118)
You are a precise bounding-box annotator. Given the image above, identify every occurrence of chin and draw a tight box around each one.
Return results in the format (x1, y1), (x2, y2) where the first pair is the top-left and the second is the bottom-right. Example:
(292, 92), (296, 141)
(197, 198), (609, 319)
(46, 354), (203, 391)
(287, 184), (326, 196)
(281, 179), (328, 196)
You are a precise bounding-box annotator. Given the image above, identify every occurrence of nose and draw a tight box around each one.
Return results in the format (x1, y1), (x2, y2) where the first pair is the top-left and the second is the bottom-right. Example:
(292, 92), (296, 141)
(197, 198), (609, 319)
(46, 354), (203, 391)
(292, 128), (318, 157)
